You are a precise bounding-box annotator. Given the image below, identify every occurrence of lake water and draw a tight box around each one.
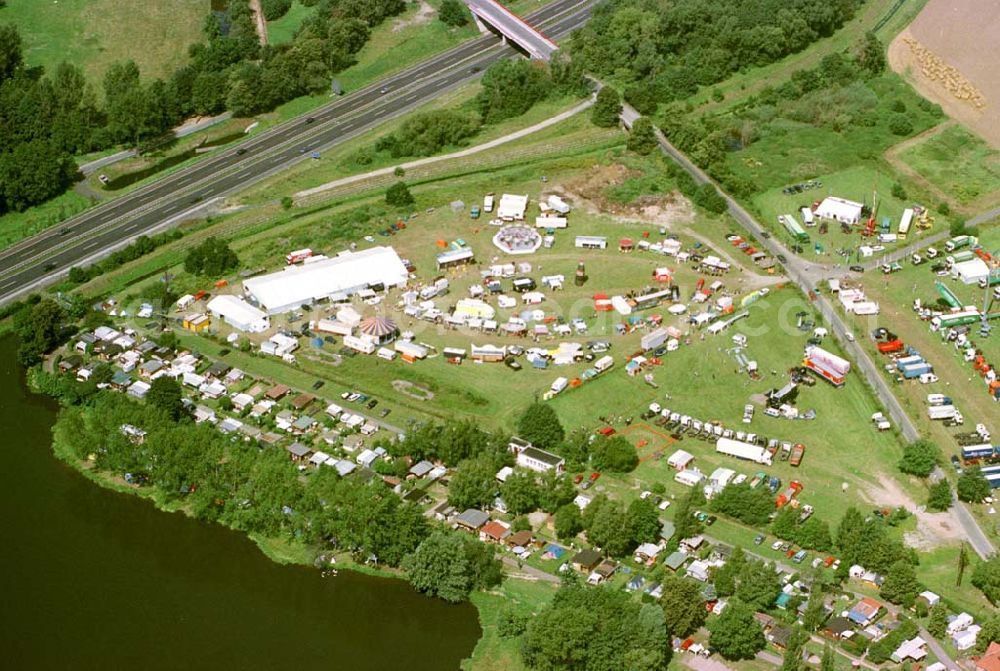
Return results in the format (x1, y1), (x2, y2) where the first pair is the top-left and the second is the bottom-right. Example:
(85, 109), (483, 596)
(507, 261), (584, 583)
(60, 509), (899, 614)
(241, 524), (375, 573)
(0, 336), (480, 670)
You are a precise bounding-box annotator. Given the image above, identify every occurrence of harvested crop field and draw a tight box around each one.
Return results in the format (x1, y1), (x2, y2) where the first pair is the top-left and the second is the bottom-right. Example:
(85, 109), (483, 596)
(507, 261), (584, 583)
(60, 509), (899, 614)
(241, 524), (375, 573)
(888, 0), (1000, 148)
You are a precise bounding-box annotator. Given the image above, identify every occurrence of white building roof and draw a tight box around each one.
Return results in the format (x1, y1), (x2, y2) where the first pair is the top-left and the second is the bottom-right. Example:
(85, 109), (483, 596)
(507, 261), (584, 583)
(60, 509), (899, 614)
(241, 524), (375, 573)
(207, 295), (269, 332)
(497, 193), (528, 220)
(953, 258), (990, 284)
(243, 246), (409, 313)
(815, 196), (864, 223)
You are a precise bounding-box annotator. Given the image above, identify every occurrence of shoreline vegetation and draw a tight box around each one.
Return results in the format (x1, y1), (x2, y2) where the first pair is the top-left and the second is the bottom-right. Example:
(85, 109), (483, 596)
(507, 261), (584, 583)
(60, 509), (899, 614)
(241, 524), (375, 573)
(33, 370), (506, 669)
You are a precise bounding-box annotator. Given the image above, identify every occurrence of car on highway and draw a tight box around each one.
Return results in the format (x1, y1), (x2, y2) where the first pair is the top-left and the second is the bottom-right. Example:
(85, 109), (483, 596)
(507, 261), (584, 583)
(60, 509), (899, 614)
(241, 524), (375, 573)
(379, 86), (389, 94)
(59, 227), (71, 235)
(469, 66), (481, 73)
(305, 117), (315, 124)
(236, 148), (247, 155)
(44, 262), (57, 271)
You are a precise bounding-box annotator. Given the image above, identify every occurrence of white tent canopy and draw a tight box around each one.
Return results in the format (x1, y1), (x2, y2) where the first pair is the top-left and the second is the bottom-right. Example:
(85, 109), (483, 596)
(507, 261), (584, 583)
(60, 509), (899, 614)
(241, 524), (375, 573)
(243, 246), (409, 314)
(207, 295), (270, 332)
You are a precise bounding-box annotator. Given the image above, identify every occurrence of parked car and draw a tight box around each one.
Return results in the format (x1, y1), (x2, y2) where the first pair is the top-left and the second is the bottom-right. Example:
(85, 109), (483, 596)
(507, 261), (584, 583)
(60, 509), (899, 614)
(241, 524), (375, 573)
(754, 534), (765, 545)
(312, 380), (325, 390)
(849, 265), (865, 273)
(367, 399), (378, 409)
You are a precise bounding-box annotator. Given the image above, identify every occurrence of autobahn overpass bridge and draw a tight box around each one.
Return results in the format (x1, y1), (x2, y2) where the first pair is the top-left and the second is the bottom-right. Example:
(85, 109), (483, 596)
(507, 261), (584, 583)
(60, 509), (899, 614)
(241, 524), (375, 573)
(464, 0), (559, 60)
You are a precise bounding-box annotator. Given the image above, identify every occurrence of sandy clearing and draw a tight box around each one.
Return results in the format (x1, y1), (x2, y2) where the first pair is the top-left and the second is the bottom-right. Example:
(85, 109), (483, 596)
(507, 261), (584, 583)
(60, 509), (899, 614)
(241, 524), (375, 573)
(393, 1), (436, 33)
(888, 0), (1000, 148)
(861, 472), (964, 550)
(557, 164), (697, 228)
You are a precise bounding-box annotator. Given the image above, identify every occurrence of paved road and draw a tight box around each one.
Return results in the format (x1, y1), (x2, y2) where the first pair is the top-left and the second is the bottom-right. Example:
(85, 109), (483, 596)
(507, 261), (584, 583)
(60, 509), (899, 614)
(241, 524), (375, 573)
(77, 113), (234, 177)
(638, 104), (996, 560)
(0, 0), (596, 306)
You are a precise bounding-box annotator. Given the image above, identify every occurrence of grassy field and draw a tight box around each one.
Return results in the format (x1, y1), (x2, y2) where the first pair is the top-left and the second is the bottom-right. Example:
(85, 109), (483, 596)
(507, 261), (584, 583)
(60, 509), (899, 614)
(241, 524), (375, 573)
(0, 0), (206, 84)
(897, 124), (1000, 205)
(265, 1), (314, 44)
(751, 165), (934, 259)
(0, 188), (92, 250)
(463, 579), (556, 671)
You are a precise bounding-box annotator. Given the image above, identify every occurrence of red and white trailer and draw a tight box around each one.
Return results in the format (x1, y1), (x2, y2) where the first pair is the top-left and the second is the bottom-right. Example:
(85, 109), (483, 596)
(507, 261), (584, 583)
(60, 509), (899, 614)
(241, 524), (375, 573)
(285, 248), (313, 265)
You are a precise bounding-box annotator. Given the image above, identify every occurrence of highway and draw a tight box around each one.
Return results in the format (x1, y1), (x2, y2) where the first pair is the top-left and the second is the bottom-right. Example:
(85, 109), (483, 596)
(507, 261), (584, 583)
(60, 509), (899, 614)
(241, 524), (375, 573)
(0, 0), (596, 305)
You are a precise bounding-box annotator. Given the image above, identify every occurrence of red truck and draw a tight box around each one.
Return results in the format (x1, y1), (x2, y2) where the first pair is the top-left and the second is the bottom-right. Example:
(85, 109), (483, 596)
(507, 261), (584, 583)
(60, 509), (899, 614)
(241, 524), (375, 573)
(877, 339), (904, 354)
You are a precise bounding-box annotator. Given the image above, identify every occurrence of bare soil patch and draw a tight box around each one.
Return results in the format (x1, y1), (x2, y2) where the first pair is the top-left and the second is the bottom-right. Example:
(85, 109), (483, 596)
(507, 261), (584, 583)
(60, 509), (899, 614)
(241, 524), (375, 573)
(393, 1), (435, 32)
(860, 473), (963, 550)
(888, 0), (1000, 148)
(392, 379), (434, 400)
(557, 164), (696, 228)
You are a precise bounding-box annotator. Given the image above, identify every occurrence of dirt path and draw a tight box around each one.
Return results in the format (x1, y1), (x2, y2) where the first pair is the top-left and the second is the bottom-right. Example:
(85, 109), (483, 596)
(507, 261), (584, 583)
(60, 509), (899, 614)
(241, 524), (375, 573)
(248, 0), (269, 46)
(393, 1), (436, 32)
(295, 98), (594, 200)
(860, 472), (964, 550)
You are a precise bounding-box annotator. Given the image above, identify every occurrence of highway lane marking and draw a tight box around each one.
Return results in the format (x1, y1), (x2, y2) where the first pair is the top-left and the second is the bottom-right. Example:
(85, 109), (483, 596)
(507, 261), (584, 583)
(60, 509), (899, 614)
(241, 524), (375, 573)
(82, 240), (102, 251)
(0, 3), (593, 292)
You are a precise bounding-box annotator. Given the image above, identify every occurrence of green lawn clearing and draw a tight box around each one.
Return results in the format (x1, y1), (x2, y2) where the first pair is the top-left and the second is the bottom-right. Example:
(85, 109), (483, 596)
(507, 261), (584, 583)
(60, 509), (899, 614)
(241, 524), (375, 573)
(0, 0), (206, 84)
(898, 125), (1000, 205)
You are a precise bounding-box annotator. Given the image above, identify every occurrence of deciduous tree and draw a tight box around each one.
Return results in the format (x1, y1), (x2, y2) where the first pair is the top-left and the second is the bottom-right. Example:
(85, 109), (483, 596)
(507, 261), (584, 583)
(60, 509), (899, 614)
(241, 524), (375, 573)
(516, 402), (564, 450)
(385, 181), (414, 207)
(898, 439), (939, 477)
(659, 576), (707, 637)
(708, 599), (765, 661)
(958, 467), (991, 503)
(591, 86), (622, 128)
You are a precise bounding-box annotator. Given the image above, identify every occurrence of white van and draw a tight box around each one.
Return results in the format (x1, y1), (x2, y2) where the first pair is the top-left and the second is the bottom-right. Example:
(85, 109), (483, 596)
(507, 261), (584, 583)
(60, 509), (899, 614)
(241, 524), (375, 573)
(376, 347), (397, 361)
(919, 373), (939, 384)
(550, 377), (568, 395)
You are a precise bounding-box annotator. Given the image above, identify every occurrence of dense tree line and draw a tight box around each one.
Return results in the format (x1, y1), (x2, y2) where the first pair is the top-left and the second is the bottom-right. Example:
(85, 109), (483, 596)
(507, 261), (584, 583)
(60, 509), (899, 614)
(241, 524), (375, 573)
(572, 0), (862, 106)
(520, 576), (670, 671)
(0, 27), (98, 213)
(0, 0), (410, 216)
(834, 506), (917, 574)
(49, 388), (429, 566)
(184, 236), (240, 277)
(770, 505), (833, 551)
(375, 110), (481, 158)
(402, 531), (502, 602)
